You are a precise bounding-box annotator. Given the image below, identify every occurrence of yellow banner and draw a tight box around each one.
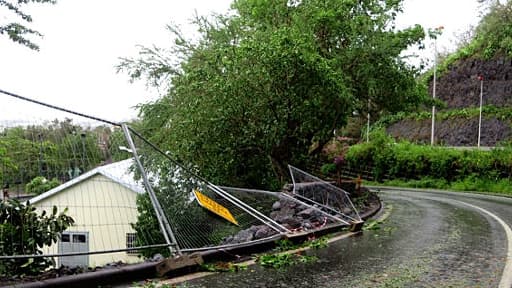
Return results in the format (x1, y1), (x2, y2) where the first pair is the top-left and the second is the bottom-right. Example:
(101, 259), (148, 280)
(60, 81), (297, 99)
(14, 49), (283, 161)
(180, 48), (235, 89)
(194, 190), (239, 225)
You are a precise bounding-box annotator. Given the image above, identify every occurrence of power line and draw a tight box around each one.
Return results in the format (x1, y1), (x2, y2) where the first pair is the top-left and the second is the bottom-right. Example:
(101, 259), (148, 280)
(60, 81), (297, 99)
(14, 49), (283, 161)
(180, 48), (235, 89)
(0, 88), (121, 127)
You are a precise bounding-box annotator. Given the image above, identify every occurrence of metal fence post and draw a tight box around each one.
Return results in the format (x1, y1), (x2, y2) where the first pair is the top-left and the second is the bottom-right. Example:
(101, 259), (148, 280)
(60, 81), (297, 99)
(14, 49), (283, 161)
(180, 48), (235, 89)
(121, 124), (181, 256)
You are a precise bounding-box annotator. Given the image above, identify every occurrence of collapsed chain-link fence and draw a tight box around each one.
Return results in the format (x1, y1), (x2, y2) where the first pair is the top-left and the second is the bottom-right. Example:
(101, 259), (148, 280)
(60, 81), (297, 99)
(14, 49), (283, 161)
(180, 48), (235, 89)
(0, 89), (362, 271)
(124, 127), (288, 253)
(288, 165), (362, 225)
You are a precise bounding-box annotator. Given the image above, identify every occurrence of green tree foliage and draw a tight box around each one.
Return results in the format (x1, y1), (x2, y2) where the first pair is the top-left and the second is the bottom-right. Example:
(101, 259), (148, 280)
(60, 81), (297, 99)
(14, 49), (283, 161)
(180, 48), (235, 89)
(0, 199), (74, 276)
(25, 176), (60, 195)
(131, 193), (169, 259)
(119, 0), (427, 189)
(130, 158), (224, 256)
(0, 0), (56, 50)
(0, 119), (106, 190)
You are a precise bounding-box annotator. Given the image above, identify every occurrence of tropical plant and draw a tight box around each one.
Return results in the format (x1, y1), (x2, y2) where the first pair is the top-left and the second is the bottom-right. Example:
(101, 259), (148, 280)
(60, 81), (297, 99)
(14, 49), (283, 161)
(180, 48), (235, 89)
(0, 199), (74, 276)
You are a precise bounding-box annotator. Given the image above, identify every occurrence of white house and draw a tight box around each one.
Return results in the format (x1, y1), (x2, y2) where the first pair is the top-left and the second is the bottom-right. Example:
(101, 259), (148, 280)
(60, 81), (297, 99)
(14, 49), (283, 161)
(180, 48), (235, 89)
(30, 159), (145, 267)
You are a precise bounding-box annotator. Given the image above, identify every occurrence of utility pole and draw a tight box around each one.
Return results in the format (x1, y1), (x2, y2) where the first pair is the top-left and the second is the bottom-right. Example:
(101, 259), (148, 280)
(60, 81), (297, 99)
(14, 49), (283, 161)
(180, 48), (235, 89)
(431, 37), (437, 146)
(478, 75), (484, 148)
(431, 26), (443, 146)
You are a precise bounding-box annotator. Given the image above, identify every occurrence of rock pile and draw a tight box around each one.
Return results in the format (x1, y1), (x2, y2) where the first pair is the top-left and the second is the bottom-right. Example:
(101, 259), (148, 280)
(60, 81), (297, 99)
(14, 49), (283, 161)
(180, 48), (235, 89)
(220, 197), (332, 245)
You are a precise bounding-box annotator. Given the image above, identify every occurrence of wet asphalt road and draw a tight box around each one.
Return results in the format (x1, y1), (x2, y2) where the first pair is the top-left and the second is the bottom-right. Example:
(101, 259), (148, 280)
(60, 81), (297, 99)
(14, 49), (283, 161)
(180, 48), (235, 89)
(173, 189), (512, 287)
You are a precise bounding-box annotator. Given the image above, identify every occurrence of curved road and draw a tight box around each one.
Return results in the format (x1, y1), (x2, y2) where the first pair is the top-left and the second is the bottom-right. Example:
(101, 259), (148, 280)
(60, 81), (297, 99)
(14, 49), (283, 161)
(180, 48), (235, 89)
(167, 189), (512, 287)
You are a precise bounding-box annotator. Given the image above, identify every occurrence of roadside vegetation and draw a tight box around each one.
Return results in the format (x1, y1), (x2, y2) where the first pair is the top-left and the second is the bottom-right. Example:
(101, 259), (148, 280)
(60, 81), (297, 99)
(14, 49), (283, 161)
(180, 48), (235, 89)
(342, 130), (512, 195)
(0, 119), (128, 196)
(374, 105), (512, 129)
(0, 199), (74, 276)
(120, 0), (512, 260)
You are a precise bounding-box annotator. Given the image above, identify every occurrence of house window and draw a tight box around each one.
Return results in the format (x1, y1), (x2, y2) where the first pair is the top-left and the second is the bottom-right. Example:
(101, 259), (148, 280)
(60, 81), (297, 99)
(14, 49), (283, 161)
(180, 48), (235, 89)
(61, 234), (70, 242)
(73, 234), (86, 243)
(126, 233), (138, 254)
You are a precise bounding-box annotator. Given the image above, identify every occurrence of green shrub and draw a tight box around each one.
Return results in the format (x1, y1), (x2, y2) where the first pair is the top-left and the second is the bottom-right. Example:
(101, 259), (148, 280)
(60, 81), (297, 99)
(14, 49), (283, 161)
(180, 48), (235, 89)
(0, 199), (74, 276)
(25, 176), (60, 195)
(320, 163), (336, 175)
(347, 134), (512, 193)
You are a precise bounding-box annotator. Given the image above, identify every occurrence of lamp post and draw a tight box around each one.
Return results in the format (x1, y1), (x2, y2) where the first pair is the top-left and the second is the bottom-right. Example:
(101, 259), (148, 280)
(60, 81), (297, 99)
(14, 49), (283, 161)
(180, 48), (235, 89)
(431, 39), (437, 146)
(478, 75), (484, 148)
(430, 26), (444, 146)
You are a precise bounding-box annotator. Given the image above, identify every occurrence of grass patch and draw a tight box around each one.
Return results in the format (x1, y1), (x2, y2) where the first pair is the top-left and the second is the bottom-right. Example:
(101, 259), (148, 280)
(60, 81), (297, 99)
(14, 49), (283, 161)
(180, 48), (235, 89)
(256, 253), (318, 269)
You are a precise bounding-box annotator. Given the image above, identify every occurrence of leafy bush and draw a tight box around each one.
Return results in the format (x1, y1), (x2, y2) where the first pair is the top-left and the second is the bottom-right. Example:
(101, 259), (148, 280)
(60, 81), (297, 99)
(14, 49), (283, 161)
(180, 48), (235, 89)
(0, 199), (74, 276)
(25, 176), (60, 195)
(346, 130), (512, 191)
(320, 163), (336, 175)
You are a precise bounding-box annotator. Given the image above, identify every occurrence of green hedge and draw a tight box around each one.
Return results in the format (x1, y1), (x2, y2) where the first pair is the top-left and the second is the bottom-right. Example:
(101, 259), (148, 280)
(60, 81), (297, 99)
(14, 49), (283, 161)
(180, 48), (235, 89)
(345, 130), (512, 183)
(374, 105), (512, 129)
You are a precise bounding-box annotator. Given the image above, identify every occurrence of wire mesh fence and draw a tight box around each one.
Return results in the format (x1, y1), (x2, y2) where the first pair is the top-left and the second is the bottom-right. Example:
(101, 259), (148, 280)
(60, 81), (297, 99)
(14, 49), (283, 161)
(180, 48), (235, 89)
(1, 89), (365, 273)
(125, 128), (287, 252)
(0, 90), (288, 270)
(288, 165), (362, 224)
(0, 91), (159, 268)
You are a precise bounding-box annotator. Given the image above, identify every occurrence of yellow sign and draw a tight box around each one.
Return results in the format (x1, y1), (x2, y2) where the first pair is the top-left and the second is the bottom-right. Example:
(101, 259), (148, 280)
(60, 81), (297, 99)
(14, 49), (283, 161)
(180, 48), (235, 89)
(193, 190), (239, 225)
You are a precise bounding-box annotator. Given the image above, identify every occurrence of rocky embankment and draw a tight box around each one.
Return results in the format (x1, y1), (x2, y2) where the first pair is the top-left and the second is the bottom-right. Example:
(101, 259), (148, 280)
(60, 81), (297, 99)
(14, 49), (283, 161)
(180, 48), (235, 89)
(386, 56), (512, 146)
(387, 116), (512, 146)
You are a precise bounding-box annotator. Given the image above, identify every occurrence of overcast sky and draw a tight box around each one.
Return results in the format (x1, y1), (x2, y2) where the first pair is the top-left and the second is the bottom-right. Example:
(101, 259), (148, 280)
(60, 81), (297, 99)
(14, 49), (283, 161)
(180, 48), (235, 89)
(0, 0), (486, 124)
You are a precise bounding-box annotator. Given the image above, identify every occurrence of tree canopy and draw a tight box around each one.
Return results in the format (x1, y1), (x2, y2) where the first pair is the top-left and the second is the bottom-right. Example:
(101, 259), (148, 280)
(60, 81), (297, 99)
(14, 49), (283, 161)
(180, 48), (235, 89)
(0, 0), (56, 50)
(0, 119), (121, 193)
(119, 0), (428, 189)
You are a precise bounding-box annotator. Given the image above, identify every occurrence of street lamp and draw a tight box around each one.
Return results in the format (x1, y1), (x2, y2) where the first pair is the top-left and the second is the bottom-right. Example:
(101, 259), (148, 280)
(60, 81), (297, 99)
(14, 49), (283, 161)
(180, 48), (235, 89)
(478, 75), (484, 148)
(431, 26), (444, 146)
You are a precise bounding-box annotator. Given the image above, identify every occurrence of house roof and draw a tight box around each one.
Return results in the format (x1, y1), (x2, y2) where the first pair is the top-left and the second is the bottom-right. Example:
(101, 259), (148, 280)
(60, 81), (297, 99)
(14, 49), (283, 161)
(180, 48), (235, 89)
(30, 159), (145, 204)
